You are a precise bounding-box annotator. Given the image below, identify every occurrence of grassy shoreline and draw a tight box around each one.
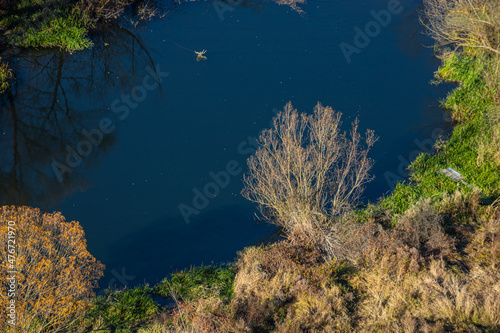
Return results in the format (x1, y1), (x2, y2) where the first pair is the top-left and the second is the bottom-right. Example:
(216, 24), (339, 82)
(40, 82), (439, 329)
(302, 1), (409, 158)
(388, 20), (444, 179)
(79, 47), (500, 333)
(109, 2), (499, 331)
(1, 0), (499, 332)
(0, 0), (155, 93)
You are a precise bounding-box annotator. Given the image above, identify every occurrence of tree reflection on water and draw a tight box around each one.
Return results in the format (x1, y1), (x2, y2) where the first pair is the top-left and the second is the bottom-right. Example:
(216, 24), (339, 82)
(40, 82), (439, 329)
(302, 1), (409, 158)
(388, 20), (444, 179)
(0, 23), (160, 209)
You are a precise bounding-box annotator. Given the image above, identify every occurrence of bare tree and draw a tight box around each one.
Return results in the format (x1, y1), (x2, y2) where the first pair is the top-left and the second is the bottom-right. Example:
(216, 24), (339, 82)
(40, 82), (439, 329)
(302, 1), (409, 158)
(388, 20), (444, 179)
(243, 103), (376, 254)
(422, 0), (500, 56)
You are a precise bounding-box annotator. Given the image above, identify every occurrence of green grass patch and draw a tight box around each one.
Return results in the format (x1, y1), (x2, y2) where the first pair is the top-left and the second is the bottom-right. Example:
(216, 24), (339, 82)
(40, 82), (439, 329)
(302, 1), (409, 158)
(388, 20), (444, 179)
(435, 51), (496, 122)
(1, 0), (93, 51)
(0, 60), (13, 93)
(14, 15), (93, 51)
(84, 286), (159, 333)
(379, 49), (500, 219)
(155, 264), (236, 302)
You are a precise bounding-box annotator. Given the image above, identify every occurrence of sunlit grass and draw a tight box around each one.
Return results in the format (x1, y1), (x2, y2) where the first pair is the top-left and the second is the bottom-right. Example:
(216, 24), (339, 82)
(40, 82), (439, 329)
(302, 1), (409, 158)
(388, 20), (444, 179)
(379, 49), (500, 217)
(15, 16), (93, 51)
(83, 286), (159, 332)
(155, 265), (236, 302)
(0, 60), (12, 93)
(1, 1), (93, 52)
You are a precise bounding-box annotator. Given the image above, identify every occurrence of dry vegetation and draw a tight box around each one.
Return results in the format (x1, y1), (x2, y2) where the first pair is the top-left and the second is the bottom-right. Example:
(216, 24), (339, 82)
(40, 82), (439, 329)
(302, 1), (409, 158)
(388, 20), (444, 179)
(243, 103), (376, 260)
(2, 0), (500, 331)
(154, 194), (500, 333)
(0, 206), (104, 333)
(149, 99), (500, 333)
(422, 0), (500, 55)
(98, 84), (500, 332)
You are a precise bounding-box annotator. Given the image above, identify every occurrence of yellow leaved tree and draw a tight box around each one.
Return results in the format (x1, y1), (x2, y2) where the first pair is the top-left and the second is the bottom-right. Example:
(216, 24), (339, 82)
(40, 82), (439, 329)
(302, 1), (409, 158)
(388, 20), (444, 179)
(0, 206), (104, 332)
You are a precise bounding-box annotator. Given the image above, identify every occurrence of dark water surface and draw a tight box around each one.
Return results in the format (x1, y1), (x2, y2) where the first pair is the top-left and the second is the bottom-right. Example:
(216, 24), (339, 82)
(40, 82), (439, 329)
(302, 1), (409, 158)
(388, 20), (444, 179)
(0, 0), (451, 288)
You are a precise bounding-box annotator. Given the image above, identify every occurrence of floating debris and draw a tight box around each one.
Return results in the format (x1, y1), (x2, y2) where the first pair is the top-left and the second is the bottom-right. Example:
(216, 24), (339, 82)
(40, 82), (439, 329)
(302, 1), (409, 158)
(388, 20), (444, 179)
(195, 50), (207, 62)
(164, 39), (207, 62)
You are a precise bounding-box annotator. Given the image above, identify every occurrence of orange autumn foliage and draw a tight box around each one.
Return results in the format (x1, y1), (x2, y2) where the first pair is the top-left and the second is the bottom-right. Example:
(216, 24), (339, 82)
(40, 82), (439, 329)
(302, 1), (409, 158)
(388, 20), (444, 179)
(0, 206), (104, 332)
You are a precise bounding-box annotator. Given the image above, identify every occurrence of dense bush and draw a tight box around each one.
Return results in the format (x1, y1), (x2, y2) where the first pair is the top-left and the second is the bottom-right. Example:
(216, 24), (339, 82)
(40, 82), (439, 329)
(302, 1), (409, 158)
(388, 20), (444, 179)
(0, 206), (104, 333)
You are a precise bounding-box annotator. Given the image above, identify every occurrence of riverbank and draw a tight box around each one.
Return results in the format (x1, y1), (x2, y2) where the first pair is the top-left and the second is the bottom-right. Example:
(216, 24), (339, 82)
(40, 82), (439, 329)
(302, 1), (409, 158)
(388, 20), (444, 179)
(102, 1), (498, 331)
(1, 0), (499, 331)
(78, 18), (499, 333)
(0, 0), (156, 93)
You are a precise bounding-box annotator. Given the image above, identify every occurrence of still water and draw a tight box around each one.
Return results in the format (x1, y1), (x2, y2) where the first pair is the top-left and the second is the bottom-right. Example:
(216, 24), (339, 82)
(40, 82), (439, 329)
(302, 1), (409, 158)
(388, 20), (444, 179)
(0, 0), (451, 288)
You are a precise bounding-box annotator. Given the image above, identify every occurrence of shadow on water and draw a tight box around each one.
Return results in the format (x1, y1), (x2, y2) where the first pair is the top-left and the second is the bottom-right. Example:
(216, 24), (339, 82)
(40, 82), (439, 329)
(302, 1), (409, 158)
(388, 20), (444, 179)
(101, 204), (276, 290)
(0, 22), (161, 209)
(0, 0), (281, 209)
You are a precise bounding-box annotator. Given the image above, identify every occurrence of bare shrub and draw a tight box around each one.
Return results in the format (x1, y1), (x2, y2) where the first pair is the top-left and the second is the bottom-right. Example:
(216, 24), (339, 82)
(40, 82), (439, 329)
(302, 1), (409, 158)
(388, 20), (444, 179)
(422, 0), (500, 55)
(243, 102), (376, 251)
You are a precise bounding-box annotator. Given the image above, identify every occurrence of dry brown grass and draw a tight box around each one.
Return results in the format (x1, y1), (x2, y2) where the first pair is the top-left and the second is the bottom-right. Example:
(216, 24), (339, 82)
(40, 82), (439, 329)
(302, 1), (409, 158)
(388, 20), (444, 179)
(231, 241), (354, 332)
(156, 196), (500, 332)
(422, 0), (500, 56)
(351, 198), (500, 332)
(167, 298), (244, 333)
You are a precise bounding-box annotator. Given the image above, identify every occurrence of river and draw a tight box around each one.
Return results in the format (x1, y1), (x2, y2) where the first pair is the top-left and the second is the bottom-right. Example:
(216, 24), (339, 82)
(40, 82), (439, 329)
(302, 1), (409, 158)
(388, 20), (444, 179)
(0, 0), (452, 289)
